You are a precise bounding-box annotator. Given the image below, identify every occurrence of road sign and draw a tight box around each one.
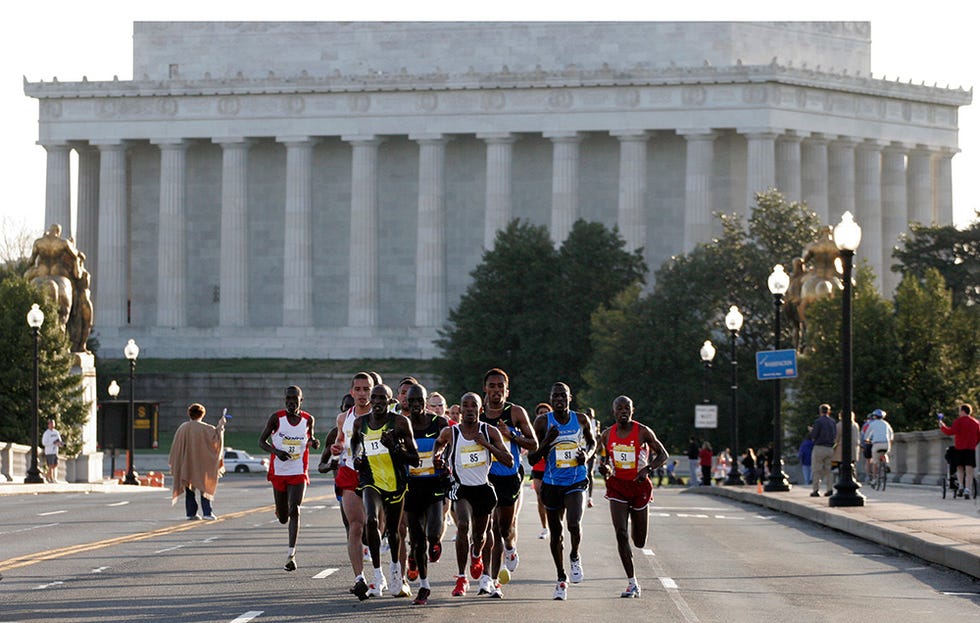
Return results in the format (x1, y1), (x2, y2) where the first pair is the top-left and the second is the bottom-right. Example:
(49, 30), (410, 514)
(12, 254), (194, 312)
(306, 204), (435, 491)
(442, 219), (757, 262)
(756, 349), (798, 380)
(695, 404), (718, 428)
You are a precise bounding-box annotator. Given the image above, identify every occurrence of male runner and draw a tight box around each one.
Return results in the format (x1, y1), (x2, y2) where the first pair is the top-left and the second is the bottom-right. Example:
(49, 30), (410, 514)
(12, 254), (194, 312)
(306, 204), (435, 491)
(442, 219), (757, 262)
(527, 382), (596, 600)
(258, 386), (320, 572)
(403, 384), (452, 605)
(350, 384), (420, 598)
(479, 368), (538, 595)
(432, 392), (512, 597)
(597, 395), (668, 598)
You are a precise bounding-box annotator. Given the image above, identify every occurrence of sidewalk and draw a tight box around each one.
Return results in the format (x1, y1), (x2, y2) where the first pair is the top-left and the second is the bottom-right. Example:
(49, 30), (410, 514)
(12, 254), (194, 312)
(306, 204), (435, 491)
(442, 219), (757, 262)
(688, 481), (980, 579)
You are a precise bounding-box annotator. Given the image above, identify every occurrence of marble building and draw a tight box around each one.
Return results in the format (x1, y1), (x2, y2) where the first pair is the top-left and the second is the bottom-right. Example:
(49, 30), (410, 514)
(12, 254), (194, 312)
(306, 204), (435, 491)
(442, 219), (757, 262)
(24, 22), (971, 359)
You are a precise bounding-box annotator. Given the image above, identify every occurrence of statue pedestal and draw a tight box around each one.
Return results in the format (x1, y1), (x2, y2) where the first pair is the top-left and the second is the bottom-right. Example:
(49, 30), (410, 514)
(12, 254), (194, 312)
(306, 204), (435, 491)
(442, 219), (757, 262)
(67, 352), (103, 483)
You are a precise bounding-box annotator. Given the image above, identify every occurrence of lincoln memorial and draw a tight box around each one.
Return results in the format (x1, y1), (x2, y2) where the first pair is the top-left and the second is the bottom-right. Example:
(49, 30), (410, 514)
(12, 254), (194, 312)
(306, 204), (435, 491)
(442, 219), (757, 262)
(24, 22), (971, 359)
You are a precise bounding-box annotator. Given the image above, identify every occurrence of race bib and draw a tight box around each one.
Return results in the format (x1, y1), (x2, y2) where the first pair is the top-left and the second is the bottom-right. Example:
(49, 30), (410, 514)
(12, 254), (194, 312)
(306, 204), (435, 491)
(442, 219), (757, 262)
(280, 438), (302, 461)
(555, 441), (579, 468)
(411, 450), (435, 476)
(612, 444), (636, 471)
(364, 437), (386, 457)
(460, 443), (486, 468)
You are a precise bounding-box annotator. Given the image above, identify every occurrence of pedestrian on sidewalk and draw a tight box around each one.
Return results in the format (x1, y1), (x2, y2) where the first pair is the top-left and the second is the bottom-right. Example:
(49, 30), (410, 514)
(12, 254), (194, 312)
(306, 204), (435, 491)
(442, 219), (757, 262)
(797, 427), (814, 485)
(698, 442), (713, 486)
(833, 411), (860, 478)
(169, 403), (225, 520)
(41, 419), (63, 483)
(939, 403), (980, 498)
(686, 436), (700, 487)
(809, 404), (836, 497)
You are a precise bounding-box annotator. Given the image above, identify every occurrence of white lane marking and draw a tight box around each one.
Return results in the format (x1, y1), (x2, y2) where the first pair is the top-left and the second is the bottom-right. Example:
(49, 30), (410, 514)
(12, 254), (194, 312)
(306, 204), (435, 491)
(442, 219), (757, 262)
(91, 567), (109, 573)
(308, 505), (326, 510)
(154, 545), (185, 554)
(33, 581), (64, 590)
(312, 568), (339, 579)
(330, 505), (341, 510)
(675, 513), (708, 518)
(203, 537), (220, 543)
(107, 501), (130, 507)
(230, 611), (264, 623)
(642, 548), (655, 556)
(38, 510), (67, 516)
(942, 591), (980, 596)
(660, 577), (679, 589)
(651, 512), (671, 517)
(644, 548), (699, 622)
(0, 522), (58, 536)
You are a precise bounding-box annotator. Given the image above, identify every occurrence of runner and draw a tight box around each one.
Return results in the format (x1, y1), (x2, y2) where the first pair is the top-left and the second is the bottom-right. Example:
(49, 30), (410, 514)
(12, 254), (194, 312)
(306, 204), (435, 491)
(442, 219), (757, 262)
(403, 384), (452, 605)
(597, 395), (668, 598)
(350, 383), (420, 598)
(527, 382), (596, 600)
(319, 373), (372, 599)
(258, 385), (320, 572)
(432, 392), (513, 597)
(479, 368), (538, 595)
(390, 376), (420, 597)
(530, 402), (553, 540)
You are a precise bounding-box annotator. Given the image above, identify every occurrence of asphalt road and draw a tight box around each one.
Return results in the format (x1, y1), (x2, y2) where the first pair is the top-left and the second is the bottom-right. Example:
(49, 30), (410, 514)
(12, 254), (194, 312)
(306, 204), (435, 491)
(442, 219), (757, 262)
(1, 476), (978, 622)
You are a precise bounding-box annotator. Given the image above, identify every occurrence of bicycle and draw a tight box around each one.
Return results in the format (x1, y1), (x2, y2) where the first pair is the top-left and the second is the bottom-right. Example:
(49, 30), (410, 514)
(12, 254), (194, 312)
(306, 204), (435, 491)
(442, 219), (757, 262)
(870, 449), (888, 491)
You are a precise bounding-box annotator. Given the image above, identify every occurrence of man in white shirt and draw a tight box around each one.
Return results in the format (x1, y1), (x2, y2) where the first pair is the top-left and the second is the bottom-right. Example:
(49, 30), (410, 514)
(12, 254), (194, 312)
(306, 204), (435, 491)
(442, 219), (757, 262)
(41, 419), (63, 483)
(861, 409), (894, 482)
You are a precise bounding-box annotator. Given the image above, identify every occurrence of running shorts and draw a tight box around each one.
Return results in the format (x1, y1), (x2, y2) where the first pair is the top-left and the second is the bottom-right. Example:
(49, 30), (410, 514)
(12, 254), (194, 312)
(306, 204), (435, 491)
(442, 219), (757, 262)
(404, 478), (447, 515)
(269, 473), (309, 492)
(540, 479), (589, 511)
(489, 470), (523, 508)
(453, 482), (497, 516)
(605, 475), (653, 510)
(951, 448), (977, 468)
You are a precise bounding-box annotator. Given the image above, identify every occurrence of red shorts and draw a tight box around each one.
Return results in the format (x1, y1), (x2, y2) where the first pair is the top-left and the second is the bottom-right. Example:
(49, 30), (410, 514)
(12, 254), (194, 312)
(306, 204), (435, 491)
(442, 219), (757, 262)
(268, 473), (309, 492)
(335, 465), (359, 491)
(605, 475), (653, 510)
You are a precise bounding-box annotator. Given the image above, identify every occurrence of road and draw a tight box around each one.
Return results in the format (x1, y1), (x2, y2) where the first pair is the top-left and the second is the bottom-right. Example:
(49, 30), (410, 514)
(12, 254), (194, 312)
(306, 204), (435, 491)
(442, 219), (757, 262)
(1, 476), (978, 622)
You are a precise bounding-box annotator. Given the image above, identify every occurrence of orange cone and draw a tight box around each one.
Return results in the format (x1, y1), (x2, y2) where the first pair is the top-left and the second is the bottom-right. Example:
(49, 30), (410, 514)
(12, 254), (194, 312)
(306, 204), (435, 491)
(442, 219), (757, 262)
(756, 480), (763, 493)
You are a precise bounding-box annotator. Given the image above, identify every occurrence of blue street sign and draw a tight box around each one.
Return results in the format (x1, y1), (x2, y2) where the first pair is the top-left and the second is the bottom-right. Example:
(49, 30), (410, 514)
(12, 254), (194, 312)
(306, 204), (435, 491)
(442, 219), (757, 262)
(756, 349), (798, 380)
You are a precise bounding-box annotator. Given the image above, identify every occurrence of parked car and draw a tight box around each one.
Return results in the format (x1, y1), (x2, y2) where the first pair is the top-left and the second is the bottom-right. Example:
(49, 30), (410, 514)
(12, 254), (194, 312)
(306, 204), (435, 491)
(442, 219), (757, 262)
(224, 448), (269, 473)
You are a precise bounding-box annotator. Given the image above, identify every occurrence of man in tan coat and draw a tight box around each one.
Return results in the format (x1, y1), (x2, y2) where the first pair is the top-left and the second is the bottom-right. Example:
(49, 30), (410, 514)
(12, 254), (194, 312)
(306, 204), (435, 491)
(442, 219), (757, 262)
(170, 403), (225, 520)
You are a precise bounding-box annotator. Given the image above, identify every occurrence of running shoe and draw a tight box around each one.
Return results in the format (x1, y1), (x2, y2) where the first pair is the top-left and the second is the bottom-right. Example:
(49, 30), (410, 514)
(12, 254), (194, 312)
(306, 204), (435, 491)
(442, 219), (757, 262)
(489, 581), (503, 599)
(469, 554), (484, 580)
(569, 557), (584, 583)
(553, 580), (567, 600)
(391, 562), (411, 597)
(478, 574), (493, 595)
(283, 556), (297, 572)
(587, 497), (594, 508)
(367, 570), (388, 598)
(350, 577), (369, 601)
(503, 548), (520, 573)
(396, 578), (412, 598)
(407, 556), (419, 581)
(363, 545), (371, 562)
(413, 586), (431, 605)
(620, 582), (641, 598)
(202, 514), (218, 520)
(451, 576), (469, 597)
(186, 515), (201, 521)
(538, 528), (549, 539)
(498, 567), (511, 585)
(428, 541), (442, 563)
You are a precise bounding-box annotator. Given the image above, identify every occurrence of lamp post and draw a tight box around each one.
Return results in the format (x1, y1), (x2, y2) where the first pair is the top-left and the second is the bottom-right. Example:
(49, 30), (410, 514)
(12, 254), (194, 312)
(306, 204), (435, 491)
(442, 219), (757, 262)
(830, 211), (866, 507)
(25, 304), (45, 484)
(765, 264), (792, 492)
(107, 380), (121, 477)
(699, 340), (716, 404)
(723, 305), (744, 485)
(123, 339), (140, 485)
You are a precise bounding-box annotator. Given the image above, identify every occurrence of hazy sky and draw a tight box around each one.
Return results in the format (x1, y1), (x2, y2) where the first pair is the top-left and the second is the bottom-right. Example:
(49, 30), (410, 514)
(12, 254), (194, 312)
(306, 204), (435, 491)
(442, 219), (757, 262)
(2, 1), (976, 247)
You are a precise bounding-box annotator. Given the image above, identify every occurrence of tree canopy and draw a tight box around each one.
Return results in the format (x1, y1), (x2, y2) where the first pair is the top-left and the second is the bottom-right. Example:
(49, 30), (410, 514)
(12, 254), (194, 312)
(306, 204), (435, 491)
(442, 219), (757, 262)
(893, 218), (980, 306)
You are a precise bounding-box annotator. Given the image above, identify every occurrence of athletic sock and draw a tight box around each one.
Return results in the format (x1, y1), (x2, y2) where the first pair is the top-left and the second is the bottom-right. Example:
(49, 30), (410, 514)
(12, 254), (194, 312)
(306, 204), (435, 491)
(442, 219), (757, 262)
(420, 578), (430, 589)
(287, 547), (296, 557)
(628, 576), (637, 585)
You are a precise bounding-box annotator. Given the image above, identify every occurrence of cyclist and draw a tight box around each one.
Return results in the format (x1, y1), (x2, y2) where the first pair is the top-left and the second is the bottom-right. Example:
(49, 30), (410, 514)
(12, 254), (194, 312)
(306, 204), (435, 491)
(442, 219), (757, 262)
(861, 409), (893, 484)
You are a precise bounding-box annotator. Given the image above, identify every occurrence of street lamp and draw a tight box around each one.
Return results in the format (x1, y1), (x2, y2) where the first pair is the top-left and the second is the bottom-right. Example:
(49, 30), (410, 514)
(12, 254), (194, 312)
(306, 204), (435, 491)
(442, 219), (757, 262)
(765, 264), (792, 492)
(830, 211), (866, 507)
(699, 340), (716, 403)
(123, 339), (140, 486)
(723, 305), (744, 485)
(107, 379), (121, 477)
(25, 304), (45, 484)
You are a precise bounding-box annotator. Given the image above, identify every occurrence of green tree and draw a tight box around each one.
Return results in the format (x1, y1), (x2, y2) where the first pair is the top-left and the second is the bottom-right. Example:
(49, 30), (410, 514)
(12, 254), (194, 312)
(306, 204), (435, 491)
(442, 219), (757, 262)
(0, 277), (89, 455)
(892, 218), (980, 306)
(436, 219), (645, 408)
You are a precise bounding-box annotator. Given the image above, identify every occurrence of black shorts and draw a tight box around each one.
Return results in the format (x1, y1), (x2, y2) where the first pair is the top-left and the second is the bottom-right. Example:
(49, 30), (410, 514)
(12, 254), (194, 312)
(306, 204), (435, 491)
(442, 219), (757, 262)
(951, 448), (977, 468)
(45, 454), (58, 466)
(531, 469), (545, 481)
(862, 443), (872, 459)
(489, 471), (523, 508)
(404, 478), (447, 515)
(540, 479), (589, 511)
(453, 482), (497, 516)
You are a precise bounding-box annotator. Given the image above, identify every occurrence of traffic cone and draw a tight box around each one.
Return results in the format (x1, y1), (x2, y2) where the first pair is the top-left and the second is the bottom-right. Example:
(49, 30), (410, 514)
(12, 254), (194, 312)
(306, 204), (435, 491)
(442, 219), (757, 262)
(756, 480), (763, 493)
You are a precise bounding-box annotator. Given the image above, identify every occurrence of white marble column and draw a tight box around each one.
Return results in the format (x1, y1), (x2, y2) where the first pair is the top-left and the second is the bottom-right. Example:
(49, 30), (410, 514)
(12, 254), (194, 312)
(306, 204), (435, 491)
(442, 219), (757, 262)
(278, 136), (315, 327)
(936, 148), (955, 225)
(545, 131), (582, 244)
(679, 129), (717, 252)
(802, 134), (830, 224)
(214, 138), (251, 328)
(908, 146), (935, 225)
(345, 136), (382, 328)
(612, 131), (648, 252)
(829, 137), (858, 218)
(855, 140), (884, 285)
(739, 129), (778, 214)
(776, 132), (804, 201)
(152, 139), (188, 328)
(413, 134), (449, 328)
(42, 141), (72, 234)
(75, 145), (100, 285)
(93, 141), (128, 328)
(479, 132), (516, 250)
(881, 143), (909, 295)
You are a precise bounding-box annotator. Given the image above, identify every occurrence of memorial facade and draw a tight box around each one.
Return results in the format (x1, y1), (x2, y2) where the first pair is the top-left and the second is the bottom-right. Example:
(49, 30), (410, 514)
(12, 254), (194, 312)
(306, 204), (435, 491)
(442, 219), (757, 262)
(25, 22), (971, 359)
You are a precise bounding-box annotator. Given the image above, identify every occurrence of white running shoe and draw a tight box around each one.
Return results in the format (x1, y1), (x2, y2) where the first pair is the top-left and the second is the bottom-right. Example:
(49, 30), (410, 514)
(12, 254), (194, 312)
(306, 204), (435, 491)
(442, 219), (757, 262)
(553, 580), (567, 600)
(569, 557), (584, 583)
(503, 548), (520, 573)
(538, 528), (549, 539)
(620, 582), (641, 598)
(489, 581), (503, 599)
(367, 570), (387, 598)
(478, 574), (494, 595)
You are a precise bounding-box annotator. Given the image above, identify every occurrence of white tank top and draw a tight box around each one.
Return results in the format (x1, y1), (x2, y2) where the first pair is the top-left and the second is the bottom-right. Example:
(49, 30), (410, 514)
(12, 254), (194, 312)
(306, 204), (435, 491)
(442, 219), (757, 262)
(339, 406), (357, 469)
(271, 413), (309, 477)
(452, 423), (492, 487)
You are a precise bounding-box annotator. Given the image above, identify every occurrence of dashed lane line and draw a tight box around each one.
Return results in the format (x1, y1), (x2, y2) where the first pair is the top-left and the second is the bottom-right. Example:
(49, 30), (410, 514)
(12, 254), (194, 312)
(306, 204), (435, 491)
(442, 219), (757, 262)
(107, 501), (130, 507)
(312, 568), (339, 579)
(33, 581), (64, 590)
(38, 510), (67, 516)
(229, 611), (264, 623)
(0, 523), (58, 536)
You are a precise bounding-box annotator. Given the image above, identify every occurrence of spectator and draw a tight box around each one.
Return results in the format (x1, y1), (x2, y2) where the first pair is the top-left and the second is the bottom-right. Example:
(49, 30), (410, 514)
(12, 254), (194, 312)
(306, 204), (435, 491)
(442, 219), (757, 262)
(809, 404), (836, 497)
(169, 403), (226, 520)
(833, 411), (860, 479)
(713, 448), (731, 485)
(41, 419), (63, 483)
(939, 404), (980, 498)
(666, 459), (680, 484)
(698, 442), (713, 486)
(686, 436), (700, 487)
(797, 427), (814, 485)
(742, 448), (757, 484)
